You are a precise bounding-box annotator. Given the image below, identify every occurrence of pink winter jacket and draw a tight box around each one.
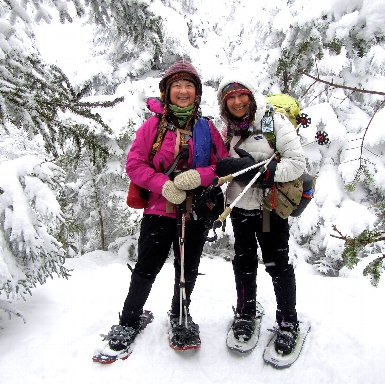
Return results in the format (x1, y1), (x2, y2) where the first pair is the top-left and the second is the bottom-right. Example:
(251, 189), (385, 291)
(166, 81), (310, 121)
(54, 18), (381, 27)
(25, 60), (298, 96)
(126, 98), (228, 218)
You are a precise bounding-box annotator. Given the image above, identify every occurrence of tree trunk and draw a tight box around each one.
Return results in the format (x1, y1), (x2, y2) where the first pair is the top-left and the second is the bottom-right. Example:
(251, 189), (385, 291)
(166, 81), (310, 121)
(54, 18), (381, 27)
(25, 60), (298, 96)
(98, 209), (105, 251)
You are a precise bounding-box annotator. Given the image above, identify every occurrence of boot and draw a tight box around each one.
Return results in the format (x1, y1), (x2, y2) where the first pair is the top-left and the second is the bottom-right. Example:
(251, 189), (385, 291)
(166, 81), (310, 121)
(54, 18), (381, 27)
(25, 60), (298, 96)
(168, 311), (201, 350)
(273, 321), (299, 355)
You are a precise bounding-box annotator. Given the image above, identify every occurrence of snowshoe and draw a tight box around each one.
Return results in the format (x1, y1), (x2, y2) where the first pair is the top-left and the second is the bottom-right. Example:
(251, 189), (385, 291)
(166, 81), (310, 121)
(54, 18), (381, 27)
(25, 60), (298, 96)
(226, 302), (264, 354)
(92, 310), (154, 364)
(263, 319), (311, 369)
(168, 312), (201, 351)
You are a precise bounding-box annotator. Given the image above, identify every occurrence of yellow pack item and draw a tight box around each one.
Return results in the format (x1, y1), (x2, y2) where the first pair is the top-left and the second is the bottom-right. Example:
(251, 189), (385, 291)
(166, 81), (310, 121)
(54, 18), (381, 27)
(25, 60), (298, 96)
(266, 94), (301, 127)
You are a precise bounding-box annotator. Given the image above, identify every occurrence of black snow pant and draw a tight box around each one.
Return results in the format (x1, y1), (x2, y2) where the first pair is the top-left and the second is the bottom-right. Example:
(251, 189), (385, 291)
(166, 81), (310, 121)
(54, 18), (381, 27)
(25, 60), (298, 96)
(119, 214), (206, 327)
(230, 208), (297, 325)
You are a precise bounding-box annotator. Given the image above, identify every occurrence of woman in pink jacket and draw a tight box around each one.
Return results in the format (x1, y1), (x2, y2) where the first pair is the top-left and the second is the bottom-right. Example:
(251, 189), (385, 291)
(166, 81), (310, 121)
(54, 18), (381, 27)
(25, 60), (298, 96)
(95, 60), (227, 363)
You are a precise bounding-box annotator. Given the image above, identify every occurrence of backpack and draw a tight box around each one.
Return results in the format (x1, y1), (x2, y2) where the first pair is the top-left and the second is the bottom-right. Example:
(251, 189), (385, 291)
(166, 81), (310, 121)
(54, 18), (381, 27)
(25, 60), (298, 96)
(261, 93), (311, 144)
(266, 94), (301, 126)
(260, 94), (315, 219)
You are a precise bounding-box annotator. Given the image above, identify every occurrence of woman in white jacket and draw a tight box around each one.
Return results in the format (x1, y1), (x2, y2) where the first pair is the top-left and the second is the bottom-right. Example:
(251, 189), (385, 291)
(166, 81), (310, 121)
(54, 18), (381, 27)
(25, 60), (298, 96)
(216, 72), (306, 355)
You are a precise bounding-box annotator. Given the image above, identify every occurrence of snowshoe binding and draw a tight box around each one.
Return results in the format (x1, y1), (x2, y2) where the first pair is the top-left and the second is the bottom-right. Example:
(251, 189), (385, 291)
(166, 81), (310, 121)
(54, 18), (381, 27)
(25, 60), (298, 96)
(263, 319), (311, 369)
(92, 310), (154, 364)
(273, 321), (299, 355)
(168, 311), (201, 351)
(226, 302), (264, 354)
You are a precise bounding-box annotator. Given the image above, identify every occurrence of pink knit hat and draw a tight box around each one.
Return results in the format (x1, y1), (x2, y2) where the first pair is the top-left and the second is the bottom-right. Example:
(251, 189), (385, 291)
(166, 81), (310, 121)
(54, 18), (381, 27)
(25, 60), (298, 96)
(159, 60), (202, 101)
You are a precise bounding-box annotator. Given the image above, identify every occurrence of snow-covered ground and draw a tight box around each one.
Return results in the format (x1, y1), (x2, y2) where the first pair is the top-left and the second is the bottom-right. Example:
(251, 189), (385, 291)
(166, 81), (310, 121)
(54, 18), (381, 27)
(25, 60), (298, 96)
(1, 250), (383, 384)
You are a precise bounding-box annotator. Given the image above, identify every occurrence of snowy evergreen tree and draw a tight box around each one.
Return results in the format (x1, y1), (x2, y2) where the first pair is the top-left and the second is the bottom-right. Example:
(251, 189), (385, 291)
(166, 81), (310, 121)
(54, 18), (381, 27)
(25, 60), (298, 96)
(58, 123), (142, 255)
(91, 0), (163, 77)
(266, 1), (385, 280)
(0, 156), (69, 317)
(0, 0), (155, 316)
(0, 3), (123, 162)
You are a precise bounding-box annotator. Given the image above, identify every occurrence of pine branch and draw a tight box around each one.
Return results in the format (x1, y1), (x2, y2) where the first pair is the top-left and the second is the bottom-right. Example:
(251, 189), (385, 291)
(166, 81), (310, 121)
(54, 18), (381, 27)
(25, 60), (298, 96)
(0, 300), (26, 323)
(300, 69), (385, 191)
(300, 71), (385, 96)
(343, 100), (385, 190)
(1, 53), (123, 160)
(359, 99), (385, 160)
(363, 255), (385, 287)
(331, 225), (385, 283)
(330, 227), (385, 245)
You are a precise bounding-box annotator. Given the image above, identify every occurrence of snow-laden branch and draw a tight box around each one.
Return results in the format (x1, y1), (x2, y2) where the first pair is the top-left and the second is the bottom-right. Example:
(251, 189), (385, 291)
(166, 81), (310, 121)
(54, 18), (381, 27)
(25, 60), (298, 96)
(0, 156), (71, 302)
(301, 71), (385, 97)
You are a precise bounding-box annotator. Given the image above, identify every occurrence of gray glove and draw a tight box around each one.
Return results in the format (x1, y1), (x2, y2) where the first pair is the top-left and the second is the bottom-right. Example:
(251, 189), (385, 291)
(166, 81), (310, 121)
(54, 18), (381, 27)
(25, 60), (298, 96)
(162, 180), (186, 205)
(174, 169), (201, 190)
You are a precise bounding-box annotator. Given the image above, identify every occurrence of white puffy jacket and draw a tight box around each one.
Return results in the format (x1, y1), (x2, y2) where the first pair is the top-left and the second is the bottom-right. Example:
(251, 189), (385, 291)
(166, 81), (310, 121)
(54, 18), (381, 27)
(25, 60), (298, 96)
(217, 72), (306, 210)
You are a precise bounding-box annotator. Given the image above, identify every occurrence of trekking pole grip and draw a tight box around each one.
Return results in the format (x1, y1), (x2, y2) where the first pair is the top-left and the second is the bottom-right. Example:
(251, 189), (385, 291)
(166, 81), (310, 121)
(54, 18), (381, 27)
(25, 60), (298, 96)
(212, 175), (233, 186)
(212, 159), (268, 186)
(212, 206), (232, 229)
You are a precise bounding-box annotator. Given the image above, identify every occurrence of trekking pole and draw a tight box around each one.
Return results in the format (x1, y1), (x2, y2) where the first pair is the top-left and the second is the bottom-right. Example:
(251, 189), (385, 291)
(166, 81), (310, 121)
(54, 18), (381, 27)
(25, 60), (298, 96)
(176, 203), (188, 328)
(212, 158), (269, 186)
(212, 152), (277, 230)
(176, 143), (189, 328)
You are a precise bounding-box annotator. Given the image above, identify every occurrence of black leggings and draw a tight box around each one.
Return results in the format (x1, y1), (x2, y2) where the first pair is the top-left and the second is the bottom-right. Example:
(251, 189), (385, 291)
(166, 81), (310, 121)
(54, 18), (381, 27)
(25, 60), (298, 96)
(120, 214), (206, 326)
(230, 208), (297, 324)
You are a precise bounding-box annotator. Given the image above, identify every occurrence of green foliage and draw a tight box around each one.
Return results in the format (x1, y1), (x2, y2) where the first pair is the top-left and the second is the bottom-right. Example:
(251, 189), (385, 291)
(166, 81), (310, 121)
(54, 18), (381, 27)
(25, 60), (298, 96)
(0, 52), (123, 162)
(4, 0), (163, 71)
(363, 256), (385, 287)
(275, 7), (385, 94)
(88, 0), (162, 40)
(350, 30), (385, 59)
(3, 0), (85, 24)
(276, 39), (323, 93)
(334, 181), (385, 286)
(337, 227), (385, 286)
(119, 118), (137, 141)
(374, 201), (385, 227)
(324, 38), (343, 55)
(352, 37), (368, 58)
(341, 229), (381, 269)
(56, 186), (86, 256)
(0, 158), (72, 300)
(56, 123), (137, 254)
(90, 1), (163, 71)
(345, 163), (374, 192)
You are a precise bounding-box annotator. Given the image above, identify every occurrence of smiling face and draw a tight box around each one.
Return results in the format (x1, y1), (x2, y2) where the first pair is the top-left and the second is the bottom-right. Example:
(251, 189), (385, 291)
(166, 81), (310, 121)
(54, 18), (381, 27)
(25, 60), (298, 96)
(169, 79), (196, 108)
(226, 92), (251, 118)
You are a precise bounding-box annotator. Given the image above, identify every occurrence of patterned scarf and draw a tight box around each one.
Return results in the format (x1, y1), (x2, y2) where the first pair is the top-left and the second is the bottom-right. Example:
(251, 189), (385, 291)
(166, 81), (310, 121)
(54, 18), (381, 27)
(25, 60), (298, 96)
(169, 104), (195, 128)
(226, 120), (259, 146)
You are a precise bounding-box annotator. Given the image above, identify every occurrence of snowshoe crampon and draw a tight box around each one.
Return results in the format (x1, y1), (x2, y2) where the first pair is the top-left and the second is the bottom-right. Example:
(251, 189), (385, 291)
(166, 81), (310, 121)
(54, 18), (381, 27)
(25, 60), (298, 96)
(92, 310), (154, 364)
(169, 313), (201, 351)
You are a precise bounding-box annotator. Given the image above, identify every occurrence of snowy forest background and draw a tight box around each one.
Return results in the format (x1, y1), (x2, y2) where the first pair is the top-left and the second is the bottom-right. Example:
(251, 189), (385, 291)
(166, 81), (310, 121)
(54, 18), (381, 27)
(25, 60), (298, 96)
(1, 0), (385, 320)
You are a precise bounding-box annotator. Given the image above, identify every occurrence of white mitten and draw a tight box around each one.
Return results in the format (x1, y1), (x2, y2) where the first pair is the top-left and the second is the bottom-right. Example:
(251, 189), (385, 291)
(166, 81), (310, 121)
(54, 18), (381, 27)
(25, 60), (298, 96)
(174, 170), (201, 190)
(162, 180), (186, 205)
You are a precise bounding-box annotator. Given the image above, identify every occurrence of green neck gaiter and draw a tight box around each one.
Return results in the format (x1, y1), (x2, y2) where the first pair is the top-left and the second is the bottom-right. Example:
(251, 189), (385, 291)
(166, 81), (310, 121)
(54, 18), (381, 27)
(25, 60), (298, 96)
(169, 104), (195, 127)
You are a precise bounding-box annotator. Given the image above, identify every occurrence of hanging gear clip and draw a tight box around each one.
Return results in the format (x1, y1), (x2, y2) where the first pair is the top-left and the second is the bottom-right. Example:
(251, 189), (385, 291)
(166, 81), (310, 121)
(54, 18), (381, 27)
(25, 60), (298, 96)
(315, 130), (330, 145)
(296, 113), (311, 128)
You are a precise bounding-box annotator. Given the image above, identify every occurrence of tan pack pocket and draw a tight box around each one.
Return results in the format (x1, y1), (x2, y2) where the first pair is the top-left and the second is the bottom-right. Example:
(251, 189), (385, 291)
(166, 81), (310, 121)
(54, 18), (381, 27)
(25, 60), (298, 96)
(263, 178), (303, 219)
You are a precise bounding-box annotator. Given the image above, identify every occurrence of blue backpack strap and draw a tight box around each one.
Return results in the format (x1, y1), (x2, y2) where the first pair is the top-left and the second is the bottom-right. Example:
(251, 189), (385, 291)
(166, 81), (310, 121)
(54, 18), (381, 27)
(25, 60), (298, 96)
(192, 118), (212, 168)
